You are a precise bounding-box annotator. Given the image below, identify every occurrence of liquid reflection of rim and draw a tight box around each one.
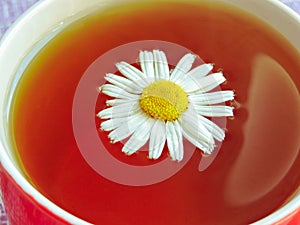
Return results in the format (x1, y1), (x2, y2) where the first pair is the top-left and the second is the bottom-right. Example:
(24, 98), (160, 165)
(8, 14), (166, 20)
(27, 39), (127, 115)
(0, 0), (299, 224)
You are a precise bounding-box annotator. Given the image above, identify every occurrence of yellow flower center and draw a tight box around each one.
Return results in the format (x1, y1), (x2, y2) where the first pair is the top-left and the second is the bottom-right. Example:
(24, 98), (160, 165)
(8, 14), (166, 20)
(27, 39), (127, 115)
(139, 80), (188, 121)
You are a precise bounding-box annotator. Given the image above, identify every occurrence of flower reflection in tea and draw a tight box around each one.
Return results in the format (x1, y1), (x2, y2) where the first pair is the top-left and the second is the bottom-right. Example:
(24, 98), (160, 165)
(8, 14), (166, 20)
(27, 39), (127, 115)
(97, 50), (235, 161)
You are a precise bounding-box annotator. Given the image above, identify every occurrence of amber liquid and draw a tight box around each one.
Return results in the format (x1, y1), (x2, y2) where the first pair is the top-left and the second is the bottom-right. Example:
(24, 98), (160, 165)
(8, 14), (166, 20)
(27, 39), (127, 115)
(11, 1), (300, 224)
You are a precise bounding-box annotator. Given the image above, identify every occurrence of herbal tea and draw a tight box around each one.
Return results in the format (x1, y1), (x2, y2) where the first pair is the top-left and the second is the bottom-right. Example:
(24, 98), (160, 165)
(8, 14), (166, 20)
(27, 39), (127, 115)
(10, 1), (300, 225)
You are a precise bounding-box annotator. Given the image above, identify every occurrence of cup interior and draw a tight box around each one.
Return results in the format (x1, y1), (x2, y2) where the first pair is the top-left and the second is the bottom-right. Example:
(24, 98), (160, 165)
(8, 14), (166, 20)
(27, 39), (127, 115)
(0, 0), (299, 224)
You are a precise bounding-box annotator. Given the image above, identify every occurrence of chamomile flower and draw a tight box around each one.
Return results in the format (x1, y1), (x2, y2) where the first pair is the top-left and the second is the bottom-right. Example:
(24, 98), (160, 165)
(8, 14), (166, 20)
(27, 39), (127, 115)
(97, 50), (234, 161)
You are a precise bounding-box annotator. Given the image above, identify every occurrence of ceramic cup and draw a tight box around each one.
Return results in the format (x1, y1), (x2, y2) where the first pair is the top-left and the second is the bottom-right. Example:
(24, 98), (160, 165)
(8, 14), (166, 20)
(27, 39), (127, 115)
(0, 0), (299, 224)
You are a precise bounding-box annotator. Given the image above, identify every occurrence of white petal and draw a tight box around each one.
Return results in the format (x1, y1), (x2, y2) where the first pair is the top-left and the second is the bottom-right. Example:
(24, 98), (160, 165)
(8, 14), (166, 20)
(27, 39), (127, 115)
(106, 97), (139, 107)
(170, 53), (196, 82)
(198, 115), (225, 142)
(100, 117), (128, 131)
(122, 118), (155, 155)
(105, 73), (144, 94)
(100, 84), (139, 99)
(188, 90), (235, 105)
(175, 74), (199, 93)
(166, 120), (184, 161)
(153, 50), (169, 80)
(116, 61), (149, 86)
(180, 107), (215, 154)
(97, 100), (139, 119)
(179, 71), (226, 94)
(181, 107), (215, 144)
(194, 105), (234, 117)
(108, 110), (148, 143)
(182, 128), (214, 154)
(139, 50), (155, 79)
(187, 63), (214, 78)
(149, 119), (167, 159)
(174, 63), (213, 85)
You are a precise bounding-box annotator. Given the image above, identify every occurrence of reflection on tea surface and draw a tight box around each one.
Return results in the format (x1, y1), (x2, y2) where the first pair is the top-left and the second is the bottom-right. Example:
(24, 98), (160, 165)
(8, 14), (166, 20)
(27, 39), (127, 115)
(9, 1), (300, 224)
(225, 54), (300, 206)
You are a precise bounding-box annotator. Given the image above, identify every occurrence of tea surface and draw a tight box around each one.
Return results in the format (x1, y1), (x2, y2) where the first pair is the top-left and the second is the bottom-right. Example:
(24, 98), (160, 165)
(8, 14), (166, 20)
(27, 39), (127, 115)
(11, 1), (300, 224)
